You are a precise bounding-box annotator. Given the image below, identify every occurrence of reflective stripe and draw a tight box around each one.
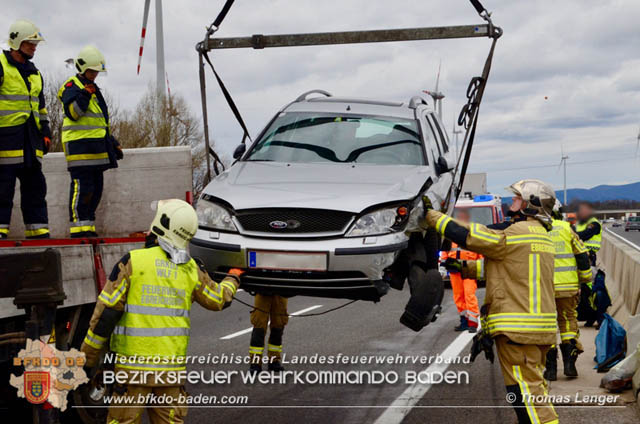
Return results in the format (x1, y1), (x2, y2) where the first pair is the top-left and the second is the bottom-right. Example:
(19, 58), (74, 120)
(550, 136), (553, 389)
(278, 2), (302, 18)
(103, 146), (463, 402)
(61, 124), (108, 131)
(249, 346), (264, 355)
(0, 149), (24, 157)
(435, 215), (452, 234)
(0, 228), (8, 234)
(513, 366), (541, 424)
(554, 253), (574, 259)
(470, 223), (500, 244)
(0, 157), (24, 165)
(488, 324), (557, 331)
(0, 94), (37, 101)
(506, 235), (553, 245)
(84, 112), (105, 118)
(0, 109), (32, 116)
(267, 344), (283, 352)
(202, 285), (223, 303)
(67, 158), (110, 167)
(125, 304), (190, 318)
(25, 223), (49, 230)
(529, 254), (541, 314)
(71, 179), (79, 222)
(25, 227), (49, 237)
(98, 280), (127, 307)
(477, 259), (484, 280)
(69, 101), (83, 120)
(560, 332), (578, 341)
(70, 225), (96, 234)
(220, 280), (237, 295)
(555, 265), (577, 272)
(84, 329), (107, 349)
(71, 220), (94, 228)
(113, 326), (190, 337)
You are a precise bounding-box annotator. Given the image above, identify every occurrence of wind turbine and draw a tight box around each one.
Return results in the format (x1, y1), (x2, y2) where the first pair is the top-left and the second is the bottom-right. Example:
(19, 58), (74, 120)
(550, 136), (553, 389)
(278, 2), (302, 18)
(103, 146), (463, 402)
(558, 146), (569, 205)
(137, 0), (166, 96)
(423, 61), (444, 119)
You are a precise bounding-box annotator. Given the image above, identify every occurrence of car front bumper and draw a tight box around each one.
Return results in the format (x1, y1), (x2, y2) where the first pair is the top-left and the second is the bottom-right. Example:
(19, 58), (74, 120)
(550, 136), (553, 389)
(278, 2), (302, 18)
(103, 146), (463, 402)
(189, 229), (409, 301)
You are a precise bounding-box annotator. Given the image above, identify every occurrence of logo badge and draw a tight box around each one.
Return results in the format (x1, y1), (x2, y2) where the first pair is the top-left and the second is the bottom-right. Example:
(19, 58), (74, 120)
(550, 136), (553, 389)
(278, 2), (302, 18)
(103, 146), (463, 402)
(24, 371), (50, 404)
(269, 220), (288, 229)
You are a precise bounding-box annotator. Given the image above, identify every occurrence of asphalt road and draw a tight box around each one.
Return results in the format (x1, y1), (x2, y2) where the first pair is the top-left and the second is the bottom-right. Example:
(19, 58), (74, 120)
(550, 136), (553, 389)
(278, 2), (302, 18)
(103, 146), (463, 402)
(179, 286), (640, 424)
(607, 225), (640, 247)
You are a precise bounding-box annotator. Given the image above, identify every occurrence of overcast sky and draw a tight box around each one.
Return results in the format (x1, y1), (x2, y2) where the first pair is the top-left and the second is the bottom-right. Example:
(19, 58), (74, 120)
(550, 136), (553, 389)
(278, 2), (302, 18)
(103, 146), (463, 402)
(4, 0), (639, 197)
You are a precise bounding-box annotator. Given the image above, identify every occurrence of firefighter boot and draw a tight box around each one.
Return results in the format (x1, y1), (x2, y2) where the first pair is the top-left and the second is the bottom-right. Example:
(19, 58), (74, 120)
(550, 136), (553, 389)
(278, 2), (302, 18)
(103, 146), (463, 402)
(543, 347), (557, 381)
(560, 341), (579, 378)
(249, 327), (266, 374)
(267, 327), (285, 372)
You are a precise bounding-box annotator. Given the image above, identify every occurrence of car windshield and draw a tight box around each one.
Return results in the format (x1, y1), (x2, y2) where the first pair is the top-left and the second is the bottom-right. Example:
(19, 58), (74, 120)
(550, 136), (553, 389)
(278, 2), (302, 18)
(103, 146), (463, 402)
(454, 206), (494, 226)
(246, 112), (425, 165)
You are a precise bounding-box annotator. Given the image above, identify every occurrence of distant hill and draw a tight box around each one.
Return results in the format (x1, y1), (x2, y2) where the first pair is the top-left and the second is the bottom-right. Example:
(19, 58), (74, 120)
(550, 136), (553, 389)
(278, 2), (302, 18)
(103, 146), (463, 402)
(555, 182), (640, 203)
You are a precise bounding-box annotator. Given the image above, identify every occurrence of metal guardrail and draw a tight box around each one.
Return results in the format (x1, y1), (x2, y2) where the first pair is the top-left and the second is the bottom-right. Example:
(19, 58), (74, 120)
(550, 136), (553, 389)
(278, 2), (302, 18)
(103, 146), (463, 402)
(604, 227), (640, 251)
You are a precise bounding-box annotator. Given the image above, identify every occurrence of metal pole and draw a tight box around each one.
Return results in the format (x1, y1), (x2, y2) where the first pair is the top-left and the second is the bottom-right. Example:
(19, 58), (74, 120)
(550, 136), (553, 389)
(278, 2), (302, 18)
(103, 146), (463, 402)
(155, 0), (166, 96)
(203, 24), (496, 51)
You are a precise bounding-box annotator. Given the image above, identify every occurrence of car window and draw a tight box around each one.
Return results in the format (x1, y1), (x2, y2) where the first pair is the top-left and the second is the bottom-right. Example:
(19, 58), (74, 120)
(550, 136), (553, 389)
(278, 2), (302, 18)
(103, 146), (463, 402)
(427, 115), (449, 154)
(246, 112), (426, 165)
(421, 114), (440, 165)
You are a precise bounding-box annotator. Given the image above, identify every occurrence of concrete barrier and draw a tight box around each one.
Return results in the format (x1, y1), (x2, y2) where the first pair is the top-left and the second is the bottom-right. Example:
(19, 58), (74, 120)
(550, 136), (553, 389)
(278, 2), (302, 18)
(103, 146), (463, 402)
(8, 146), (192, 239)
(599, 229), (640, 325)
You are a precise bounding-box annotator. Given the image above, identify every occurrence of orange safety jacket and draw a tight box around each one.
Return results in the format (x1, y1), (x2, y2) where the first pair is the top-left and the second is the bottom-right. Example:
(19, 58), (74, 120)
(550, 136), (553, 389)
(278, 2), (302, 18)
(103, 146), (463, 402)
(441, 243), (482, 265)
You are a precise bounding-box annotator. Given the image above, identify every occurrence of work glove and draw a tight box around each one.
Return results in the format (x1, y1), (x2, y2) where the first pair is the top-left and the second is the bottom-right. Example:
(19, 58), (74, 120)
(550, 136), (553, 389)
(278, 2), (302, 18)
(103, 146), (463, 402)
(470, 331), (494, 363)
(443, 258), (462, 274)
(84, 83), (97, 95)
(43, 136), (51, 154)
(421, 195), (433, 214)
(227, 268), (244, 285)
(115, 145), (124, 160)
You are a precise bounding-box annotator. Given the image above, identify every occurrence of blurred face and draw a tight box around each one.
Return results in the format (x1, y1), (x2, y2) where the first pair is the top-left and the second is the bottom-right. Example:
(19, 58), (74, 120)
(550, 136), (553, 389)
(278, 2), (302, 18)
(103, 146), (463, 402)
(83, 70), (99, 81)
(577, 204), (592, 220)
(510, 196), (526, 213)
(456, 210), (471, 224)
(19, 41), (38, 57)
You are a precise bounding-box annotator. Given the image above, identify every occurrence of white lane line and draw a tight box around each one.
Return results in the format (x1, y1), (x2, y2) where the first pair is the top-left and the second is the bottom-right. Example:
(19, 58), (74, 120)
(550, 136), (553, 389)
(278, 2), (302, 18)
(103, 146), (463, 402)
(219, 304), (323, 340)
(373, 329), (477, 424)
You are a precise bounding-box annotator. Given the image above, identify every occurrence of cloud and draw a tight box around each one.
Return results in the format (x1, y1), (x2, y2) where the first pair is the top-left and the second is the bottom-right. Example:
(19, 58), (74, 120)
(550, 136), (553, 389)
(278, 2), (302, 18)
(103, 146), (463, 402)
(3, 0), (639, 196)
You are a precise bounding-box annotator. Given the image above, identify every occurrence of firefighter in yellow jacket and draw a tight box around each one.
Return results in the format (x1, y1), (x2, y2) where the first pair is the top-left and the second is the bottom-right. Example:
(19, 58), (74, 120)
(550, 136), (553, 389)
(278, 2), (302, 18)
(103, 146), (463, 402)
(80, 199), (242, 424)
(422, 179), (559, 424)
(544, 200), (592, 381)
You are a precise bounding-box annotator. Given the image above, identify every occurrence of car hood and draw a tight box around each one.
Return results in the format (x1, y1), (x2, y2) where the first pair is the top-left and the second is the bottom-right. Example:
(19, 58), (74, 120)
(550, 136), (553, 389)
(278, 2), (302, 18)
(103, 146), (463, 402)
(204, 162), (433, 213)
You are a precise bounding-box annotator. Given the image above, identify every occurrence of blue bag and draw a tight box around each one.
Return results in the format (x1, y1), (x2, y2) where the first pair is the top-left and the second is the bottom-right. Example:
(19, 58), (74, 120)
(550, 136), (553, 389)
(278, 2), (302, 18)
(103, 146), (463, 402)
(595, 313), (626, 372)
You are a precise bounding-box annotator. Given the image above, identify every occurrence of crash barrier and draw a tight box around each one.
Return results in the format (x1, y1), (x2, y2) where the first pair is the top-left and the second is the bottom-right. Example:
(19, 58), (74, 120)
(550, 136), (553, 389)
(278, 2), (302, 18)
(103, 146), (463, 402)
(599, 230), (640, 405)
(599, 229), (640, 325)
(8, 146), (192, 239)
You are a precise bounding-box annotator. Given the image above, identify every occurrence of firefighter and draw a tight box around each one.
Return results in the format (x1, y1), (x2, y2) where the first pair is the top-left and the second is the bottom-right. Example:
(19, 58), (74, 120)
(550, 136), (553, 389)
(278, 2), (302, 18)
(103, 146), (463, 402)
(0, 20), (50, 239)
(422, 179), (559, 424)
(249, 294), (288, 373)
(58, 45), (122, 238)
(440, 209), (481, 332)
(80, 199), (242, 423)
(544, 200), (592, 381)
(574, 202), (601, 266)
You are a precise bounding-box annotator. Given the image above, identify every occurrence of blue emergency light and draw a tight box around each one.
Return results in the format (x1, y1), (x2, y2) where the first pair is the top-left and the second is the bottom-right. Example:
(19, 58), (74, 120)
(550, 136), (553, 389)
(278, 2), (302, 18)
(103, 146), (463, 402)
(474, 195), (494, 202)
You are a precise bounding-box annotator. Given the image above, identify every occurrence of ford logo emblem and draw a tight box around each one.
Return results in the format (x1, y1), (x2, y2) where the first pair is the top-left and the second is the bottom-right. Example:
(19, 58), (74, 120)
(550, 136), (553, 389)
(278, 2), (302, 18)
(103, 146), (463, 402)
(269, 220), (288, 229)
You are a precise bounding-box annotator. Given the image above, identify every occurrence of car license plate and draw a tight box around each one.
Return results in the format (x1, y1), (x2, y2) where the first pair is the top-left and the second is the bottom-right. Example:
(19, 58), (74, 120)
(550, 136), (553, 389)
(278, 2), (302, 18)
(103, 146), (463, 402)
(248, 251), (327, 271)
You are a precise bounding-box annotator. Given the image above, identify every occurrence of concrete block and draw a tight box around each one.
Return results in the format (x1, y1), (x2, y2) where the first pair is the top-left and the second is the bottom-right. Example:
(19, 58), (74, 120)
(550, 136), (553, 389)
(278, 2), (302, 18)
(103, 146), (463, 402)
(7, 146), (192, 239)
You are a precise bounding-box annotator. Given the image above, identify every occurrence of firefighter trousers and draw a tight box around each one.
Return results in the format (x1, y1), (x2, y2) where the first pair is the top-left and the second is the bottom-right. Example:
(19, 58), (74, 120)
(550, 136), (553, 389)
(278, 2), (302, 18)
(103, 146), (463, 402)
(107, 385), (188, 424)
(450, 273), (479, 327)
(555, 294), (582, 351)
(0, 166), (49, 238)
(249, 294), (288, 362)
(496, 335), (558, 424)
(68, 168), (103, 237)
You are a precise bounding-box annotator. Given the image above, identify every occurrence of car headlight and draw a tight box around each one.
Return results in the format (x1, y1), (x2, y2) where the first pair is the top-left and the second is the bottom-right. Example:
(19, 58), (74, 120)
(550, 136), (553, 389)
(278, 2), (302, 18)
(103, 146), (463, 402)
(196, 199), (238, 232)
(346, 205), (410, 237)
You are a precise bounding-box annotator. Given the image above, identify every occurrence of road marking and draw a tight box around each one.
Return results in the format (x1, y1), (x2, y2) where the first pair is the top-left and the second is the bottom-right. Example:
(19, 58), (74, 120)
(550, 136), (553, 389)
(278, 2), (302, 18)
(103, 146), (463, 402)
(219, 304), (323, 340)
(605, 228), (640, 251)
(373, 329), (477, 424)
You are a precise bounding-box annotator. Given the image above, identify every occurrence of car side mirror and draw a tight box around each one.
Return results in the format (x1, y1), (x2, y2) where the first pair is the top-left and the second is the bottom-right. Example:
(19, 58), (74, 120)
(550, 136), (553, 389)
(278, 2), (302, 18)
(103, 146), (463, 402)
(436, 156), (452, 175)
(233, 143), (246, 160)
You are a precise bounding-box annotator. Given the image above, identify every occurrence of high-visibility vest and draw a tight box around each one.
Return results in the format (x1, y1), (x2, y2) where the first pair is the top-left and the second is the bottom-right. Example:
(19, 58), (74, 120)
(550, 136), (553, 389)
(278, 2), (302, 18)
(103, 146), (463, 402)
(550, 220), (579, 294)
(57, 75), (110, 168)
(110, 246), (200, 371)
(0, 52), (44, 165)
(575, 217), (601, 251)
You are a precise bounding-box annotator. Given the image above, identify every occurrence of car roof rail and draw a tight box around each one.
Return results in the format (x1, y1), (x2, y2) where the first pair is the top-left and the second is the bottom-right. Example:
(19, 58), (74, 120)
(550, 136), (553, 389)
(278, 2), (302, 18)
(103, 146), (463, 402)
(295, 89), (332, 102)
(408, 95), (428, 109)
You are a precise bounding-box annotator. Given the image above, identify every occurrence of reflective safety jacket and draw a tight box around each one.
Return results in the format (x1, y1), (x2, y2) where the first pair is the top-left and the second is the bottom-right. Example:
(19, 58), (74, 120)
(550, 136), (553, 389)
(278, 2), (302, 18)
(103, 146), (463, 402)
(575, 217), (602, 252)
(81, 243), (239, 384)
(426, 211), (557, 345)
(0, 51), (48, 166)
(57, 75), (112, 170)
(550, 219), (592, 297)
(441, 243), (483, 280)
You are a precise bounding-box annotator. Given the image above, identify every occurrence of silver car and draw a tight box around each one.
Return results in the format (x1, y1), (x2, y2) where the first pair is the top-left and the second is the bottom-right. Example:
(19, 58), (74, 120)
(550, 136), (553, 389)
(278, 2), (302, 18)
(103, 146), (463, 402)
(190, 90), (456, 302)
